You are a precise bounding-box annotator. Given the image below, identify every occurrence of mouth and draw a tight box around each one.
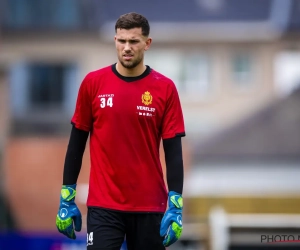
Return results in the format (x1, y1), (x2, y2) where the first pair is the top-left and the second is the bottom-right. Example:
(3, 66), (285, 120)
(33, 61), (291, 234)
(123, 54), (133, 60)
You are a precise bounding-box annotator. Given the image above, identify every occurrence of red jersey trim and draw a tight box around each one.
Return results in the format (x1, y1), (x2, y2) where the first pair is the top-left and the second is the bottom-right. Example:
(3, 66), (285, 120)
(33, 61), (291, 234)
(71, 120), (90, 132)
(162, 131), (186, 139)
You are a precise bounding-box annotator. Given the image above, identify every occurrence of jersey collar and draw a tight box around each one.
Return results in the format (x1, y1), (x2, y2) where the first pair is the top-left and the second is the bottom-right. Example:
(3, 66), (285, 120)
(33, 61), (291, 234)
(111, 63), (151, 82)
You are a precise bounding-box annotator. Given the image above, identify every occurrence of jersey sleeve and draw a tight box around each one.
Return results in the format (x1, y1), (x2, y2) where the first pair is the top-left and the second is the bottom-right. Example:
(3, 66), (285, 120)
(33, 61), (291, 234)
(161, 82), (185, 139)
(71, 74), (93, 132)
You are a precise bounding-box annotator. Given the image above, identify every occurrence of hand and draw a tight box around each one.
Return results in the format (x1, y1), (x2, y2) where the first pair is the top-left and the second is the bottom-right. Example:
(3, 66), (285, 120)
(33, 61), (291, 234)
(56, 184), (82, 239)
(160, 191), (183, 247)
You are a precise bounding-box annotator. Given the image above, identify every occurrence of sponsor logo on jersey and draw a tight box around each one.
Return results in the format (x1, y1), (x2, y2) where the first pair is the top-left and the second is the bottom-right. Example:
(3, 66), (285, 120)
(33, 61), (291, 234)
(136, 106), (156, 117)
(98, 94), (114, 98)
(137, 106), (155, 112)
(141, 91), (152, 106)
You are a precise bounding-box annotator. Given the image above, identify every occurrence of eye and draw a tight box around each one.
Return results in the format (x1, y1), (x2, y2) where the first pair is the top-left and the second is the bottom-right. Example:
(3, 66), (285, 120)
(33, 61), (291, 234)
(118, 39), (126, 44)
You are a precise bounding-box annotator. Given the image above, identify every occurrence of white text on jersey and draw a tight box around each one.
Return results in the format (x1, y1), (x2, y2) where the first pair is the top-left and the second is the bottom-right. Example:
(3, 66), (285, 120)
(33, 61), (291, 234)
(137, 106), (155, 112)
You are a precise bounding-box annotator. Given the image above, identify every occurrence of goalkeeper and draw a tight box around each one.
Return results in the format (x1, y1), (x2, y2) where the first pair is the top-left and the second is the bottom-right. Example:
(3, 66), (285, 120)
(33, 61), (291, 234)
(56, 12), (185, 250)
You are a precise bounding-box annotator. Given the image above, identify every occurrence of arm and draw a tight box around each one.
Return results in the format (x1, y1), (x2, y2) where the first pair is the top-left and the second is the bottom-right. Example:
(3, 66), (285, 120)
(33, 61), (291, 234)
(159, 80), (185, 246)
(163, 136), (183, 194)
(160, 136), (184, 247)
(56, 125), (89, 239)
(63, 124), (89, 184)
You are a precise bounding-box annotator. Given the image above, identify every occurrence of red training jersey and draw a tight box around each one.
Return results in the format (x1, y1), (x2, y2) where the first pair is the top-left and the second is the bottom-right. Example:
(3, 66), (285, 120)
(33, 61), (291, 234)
(71, 64), (185, 212)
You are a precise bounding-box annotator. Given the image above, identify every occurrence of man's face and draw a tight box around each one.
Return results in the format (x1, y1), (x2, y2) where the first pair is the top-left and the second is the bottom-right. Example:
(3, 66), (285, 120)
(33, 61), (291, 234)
(115, 28), (151, 69)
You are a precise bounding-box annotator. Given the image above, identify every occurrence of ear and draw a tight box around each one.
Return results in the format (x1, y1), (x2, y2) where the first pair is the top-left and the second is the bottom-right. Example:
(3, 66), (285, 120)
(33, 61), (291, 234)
(144, 37), (152, 51)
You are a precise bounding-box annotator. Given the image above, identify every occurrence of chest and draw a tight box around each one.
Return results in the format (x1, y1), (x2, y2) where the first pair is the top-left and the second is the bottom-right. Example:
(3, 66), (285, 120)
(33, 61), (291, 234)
(91, 79), (166, 124)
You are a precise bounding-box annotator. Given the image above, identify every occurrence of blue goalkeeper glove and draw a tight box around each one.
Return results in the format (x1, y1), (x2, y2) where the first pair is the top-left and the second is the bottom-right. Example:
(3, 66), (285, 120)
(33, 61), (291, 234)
(56, 184), (82, 239)
(160, 191), (183, 247)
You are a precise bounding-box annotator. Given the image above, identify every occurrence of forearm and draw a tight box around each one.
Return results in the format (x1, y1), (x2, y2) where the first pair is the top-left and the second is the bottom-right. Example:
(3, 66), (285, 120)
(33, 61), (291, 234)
(63, 125), (89, 185)
(163, 137), (184, 194)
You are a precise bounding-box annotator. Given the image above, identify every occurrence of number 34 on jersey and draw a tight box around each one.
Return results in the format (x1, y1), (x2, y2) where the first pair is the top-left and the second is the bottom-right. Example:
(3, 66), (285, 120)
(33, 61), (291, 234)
(98, 94), (114, 108)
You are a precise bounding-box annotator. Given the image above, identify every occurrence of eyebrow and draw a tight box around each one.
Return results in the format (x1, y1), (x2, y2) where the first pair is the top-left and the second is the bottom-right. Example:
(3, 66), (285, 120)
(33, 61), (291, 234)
(117, 38), (140, 42)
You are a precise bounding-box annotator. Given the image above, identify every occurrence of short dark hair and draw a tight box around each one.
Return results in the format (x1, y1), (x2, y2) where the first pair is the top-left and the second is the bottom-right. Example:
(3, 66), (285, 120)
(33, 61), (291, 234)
(115, 12), (150, 37)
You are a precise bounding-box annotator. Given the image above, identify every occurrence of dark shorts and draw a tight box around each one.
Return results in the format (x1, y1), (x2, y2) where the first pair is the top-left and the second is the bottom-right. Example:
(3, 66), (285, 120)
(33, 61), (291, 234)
(86, 207), (165, 250)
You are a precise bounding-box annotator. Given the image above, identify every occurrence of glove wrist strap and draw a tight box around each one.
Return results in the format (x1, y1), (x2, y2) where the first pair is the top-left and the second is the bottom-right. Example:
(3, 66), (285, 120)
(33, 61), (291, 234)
(168, 191), (183, 210)
(61, 184), (77, 201)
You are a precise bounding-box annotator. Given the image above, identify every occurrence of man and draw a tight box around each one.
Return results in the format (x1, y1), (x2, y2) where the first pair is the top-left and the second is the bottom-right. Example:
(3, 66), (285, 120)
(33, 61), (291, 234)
(56, 12), (185, 250)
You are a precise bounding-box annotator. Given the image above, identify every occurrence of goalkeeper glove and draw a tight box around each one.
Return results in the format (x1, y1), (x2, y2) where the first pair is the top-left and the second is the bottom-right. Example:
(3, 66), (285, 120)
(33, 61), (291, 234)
(56, 184), (82, 239)
(160, 191), (183, 247)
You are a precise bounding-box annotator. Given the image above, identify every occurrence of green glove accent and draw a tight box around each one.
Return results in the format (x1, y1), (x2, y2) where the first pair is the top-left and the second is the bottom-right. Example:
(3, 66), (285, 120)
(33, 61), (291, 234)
(56, 184), (82, 239)
(160, 191), (183, 247)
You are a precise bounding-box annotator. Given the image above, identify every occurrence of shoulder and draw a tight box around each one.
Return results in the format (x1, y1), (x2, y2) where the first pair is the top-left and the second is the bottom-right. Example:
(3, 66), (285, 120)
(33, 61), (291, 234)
(78, 65), (113, 97)
(149, 69), (174, 84)
(149, 69), (178, 94)
(83, 65), (113, 83)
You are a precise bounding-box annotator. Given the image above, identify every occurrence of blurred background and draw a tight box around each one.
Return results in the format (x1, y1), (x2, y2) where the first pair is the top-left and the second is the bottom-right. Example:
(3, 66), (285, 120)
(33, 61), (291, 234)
(1, 0), (300, 249)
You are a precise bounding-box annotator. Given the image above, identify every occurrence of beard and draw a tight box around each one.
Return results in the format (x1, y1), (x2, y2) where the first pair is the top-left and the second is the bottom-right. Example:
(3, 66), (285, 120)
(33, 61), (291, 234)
(119, 54), (143, 69)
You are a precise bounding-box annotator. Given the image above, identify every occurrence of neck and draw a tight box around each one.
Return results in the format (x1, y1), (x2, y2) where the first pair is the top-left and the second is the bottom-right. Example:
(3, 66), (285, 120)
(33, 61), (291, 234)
(116, 62), (146, 77)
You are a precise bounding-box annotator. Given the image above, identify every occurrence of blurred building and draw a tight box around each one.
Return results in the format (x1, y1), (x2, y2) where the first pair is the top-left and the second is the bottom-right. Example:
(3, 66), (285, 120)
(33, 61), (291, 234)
(186, 87), (300, 249)
(0, 0), (300, 249)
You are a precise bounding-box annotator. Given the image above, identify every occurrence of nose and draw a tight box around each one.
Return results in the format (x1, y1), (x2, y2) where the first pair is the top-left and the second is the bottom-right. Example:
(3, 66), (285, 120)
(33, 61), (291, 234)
(124, 42), (131, 52)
